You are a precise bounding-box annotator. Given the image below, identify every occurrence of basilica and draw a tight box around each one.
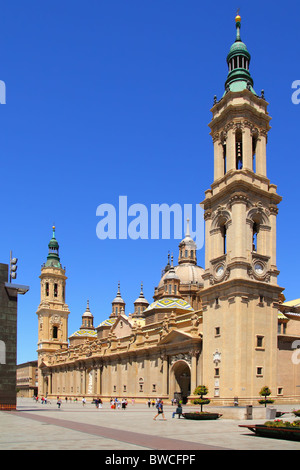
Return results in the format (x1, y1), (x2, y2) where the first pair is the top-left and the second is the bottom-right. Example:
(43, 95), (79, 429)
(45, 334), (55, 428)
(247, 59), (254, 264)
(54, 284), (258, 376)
(37, 14), (300, 405)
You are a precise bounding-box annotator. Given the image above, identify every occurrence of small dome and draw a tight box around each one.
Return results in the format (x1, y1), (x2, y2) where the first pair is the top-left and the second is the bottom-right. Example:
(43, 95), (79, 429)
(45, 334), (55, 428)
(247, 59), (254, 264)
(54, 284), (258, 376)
(134, 283), (149, 305)
(112, 282), (125, 304)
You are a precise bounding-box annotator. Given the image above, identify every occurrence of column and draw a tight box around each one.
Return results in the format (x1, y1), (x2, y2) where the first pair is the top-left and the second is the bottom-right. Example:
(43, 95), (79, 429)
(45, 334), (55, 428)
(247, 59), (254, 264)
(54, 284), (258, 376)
(190, 352), (197, 394)
(242, 126), (253, 170)
(97, 364), (101, 396)
(256, 132), (267, 176)
(162, 355), (168, 396)
(226, 127), (235, 171)
(213, 137), (223, 180)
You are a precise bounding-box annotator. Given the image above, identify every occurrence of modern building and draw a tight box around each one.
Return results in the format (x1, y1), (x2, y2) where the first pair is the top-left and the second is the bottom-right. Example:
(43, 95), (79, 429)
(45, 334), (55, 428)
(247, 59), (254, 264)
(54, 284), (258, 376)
(37, 14), (300, 405)
(17, 361), (38, 398)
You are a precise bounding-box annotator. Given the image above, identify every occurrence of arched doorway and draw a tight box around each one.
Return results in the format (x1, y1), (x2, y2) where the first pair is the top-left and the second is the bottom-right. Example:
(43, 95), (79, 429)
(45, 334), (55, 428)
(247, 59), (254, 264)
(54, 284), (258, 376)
(170, 360), (191, 404)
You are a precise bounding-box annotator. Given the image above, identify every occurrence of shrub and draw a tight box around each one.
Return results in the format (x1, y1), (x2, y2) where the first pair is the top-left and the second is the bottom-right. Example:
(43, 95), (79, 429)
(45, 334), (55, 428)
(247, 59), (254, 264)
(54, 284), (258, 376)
(259, 386), (274, 407)
(193, 385), (210, 411)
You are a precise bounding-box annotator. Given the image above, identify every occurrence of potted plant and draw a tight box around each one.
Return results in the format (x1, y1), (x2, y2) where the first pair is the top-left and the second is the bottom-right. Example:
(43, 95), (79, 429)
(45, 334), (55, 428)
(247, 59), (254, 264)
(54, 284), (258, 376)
(183, 385), (221, 420)
(240, 419), (300, 441)
(258, 386), (274, 407)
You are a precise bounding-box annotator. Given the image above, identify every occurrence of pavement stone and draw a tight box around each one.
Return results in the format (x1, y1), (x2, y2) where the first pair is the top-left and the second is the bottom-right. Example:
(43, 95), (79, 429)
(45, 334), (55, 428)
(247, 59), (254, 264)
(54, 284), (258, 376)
(1, 398), (300, 452)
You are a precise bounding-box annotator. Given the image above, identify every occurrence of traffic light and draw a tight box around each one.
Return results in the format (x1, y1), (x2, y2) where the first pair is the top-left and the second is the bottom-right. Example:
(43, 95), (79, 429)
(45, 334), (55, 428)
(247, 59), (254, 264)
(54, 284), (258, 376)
(9, 251), (18, 282)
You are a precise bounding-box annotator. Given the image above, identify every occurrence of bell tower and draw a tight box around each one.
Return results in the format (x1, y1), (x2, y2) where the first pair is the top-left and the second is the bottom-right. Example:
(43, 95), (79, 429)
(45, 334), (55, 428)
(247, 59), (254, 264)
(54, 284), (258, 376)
(200, 14), (283, 403)
(36, 226), (70, 395)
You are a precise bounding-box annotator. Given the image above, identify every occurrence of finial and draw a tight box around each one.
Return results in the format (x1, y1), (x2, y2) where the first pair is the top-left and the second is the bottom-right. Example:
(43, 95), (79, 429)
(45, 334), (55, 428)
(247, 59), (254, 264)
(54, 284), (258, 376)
(171, 253), (174, 266)
(86, 299), (90, 311)
(185, 217), (191, 237)
(235, 8), (241, 23)
(235, 9), (241, 41)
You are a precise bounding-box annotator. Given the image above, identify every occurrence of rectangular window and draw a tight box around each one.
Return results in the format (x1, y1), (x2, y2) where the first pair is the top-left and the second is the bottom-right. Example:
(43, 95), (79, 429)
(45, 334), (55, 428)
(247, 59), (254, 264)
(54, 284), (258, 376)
(45, 282), (49, 296)
(256, 336), (264, 348)
(256, 367), (263, 376)
(54, 283), (58, 297)
(52, 326), (58, 339)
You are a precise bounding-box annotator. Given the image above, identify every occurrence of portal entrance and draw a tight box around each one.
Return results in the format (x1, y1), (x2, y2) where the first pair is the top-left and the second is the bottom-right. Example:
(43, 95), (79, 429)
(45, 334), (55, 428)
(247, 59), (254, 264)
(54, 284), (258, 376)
(170, 360), (191, 404)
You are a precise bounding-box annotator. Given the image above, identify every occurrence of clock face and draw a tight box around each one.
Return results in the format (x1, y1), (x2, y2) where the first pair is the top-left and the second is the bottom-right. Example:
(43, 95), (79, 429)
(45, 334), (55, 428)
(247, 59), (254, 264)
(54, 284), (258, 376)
(254, 263), (264, 274)
(216, 265), (224, 277)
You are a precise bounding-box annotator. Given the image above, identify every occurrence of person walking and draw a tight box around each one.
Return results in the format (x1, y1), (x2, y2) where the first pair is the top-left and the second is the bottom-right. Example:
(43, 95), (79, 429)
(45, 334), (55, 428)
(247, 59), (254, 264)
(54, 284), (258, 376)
(57, 398), (62, 409)
(153, 399), (166, 420)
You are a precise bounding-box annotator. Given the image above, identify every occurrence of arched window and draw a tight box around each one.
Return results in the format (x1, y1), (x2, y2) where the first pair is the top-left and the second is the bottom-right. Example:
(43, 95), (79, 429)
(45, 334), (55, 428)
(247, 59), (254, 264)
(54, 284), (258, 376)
(252, 222), (258, 252)
(223, 143), (227, 174)
(236, 128), (243, 169)
(252, 131), (258, 173)
(221, 224), (227, 254)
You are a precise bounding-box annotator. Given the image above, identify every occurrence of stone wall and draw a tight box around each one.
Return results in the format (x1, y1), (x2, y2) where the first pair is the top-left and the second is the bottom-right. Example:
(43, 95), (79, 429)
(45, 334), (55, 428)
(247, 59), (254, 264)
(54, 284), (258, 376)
(0, 263), (18, 410)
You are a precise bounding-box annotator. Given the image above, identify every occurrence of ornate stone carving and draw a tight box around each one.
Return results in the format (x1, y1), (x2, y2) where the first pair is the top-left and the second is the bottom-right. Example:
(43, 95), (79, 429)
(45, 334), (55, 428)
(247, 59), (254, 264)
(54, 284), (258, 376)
(170, 353), (191, 366)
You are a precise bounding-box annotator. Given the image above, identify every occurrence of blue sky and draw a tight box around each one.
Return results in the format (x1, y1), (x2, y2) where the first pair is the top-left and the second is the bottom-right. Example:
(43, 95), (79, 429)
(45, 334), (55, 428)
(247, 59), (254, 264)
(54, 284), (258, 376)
(1, 0), (300, 364)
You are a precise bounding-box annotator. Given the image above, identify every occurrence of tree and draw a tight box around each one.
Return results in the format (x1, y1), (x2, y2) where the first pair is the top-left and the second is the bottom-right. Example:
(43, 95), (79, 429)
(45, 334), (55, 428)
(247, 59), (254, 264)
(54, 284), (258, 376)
(259, 386), (274, 407)
(193, 385), (210, 412)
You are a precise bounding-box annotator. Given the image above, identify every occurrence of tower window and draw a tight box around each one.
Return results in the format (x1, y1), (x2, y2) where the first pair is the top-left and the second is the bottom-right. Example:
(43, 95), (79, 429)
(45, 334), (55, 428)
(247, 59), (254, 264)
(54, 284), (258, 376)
(223, 143), (227, 174)
(252, 222), (258, 252)
(52, 326), (58, 339)
(54, 283), (58, 297)
(45, 282), (49, 297)
(221, 224), (227, 254)
(235, 129), (243, 169)
(169, 284), (172, 294)
(252, 133), (258, 172)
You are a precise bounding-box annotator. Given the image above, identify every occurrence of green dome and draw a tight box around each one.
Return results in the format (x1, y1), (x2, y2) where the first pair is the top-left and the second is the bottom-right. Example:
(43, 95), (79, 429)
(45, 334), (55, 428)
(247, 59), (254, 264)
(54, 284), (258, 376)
(45, 226), (62, 268)
(228, 40), (249, 56)
(223, 16), (257, 96)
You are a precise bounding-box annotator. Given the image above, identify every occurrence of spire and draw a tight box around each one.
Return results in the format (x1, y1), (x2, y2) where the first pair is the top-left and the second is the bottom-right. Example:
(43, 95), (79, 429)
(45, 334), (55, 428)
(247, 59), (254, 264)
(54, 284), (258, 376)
(178, 217), (197, 265)
(110, 282), (125, 318)
(45, 225), (62, 268)
(133, 282), (149, 317)
(80, 299), (95, 330)
(224, 12), (256, 95)
(185, 217), (191, 237)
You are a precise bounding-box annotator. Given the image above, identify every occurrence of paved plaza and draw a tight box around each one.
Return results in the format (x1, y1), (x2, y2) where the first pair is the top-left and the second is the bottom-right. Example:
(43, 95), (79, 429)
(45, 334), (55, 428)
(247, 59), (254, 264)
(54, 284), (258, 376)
(0, 398), (300, 451)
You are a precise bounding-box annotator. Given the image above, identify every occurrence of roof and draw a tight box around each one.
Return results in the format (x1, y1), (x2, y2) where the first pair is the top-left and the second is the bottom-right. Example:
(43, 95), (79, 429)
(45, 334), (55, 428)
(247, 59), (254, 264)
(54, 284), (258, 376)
(144, 297), (194, 313)
(97, 318), (116, 328)
(282, 299), (300, 308)
(69, 329), (97, 338)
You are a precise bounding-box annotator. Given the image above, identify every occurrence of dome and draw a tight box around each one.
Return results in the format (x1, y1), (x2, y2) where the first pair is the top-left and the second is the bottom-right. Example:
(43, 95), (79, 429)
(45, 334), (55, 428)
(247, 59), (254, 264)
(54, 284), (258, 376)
(158, 263), (204, 289)
(69, 329), (97, 339)
(134, 282), (149, 305)
(144, 297), (194, 314)
(97, 318), (116, 329)
(228, 40), (249, 56)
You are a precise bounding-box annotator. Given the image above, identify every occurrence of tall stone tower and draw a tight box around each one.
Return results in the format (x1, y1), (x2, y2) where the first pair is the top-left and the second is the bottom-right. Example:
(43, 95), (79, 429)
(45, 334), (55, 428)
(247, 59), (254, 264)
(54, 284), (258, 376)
(36, 227), (70, 395)
(200, 14), (283, 403)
